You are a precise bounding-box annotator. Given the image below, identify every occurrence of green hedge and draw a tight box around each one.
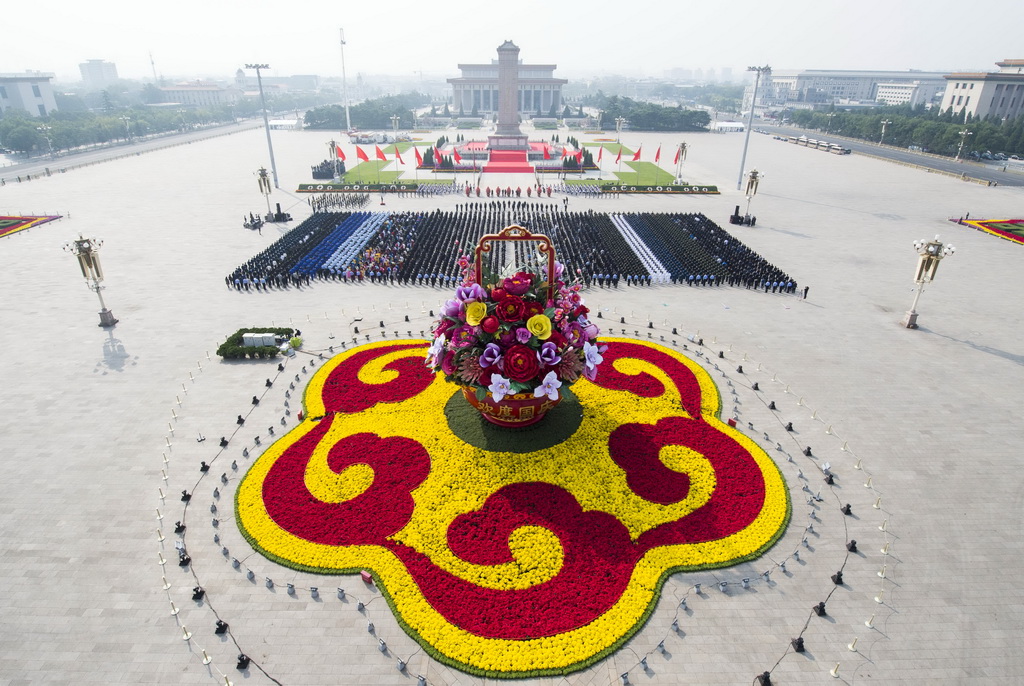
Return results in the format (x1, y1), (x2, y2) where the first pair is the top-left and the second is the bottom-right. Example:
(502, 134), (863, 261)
(216, 326), (295, 360)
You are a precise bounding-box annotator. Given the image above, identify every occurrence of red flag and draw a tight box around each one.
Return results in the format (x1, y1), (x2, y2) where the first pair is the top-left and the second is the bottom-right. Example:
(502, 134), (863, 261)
(335, 144), (346, 161)
(414, 147), (423, 166)
(673, 145), (681, 164)
(655, 145), (661, 162)
(561, 147), (570, 159)
(395, 147), (404, 164)
(544, 146), (551, 160)
(597, 146), (603, 162)
(615, 147), (622, 164)
(632, 145), (642, 161)
(433, 147), (443, 166)
(375, 145), (387, 161)
(453, 149), (462, 164)
(356, 146), (369, 162)
(575, 150), (583, 164)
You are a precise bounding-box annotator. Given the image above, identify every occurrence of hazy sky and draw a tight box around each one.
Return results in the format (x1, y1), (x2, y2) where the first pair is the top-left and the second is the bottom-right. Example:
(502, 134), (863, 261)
(6, 0), (1023, 83)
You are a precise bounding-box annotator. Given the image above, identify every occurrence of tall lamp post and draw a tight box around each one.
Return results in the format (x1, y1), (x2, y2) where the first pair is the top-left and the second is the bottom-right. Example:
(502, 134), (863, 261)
(244, 63), (280, 188)
(63, 236), (118, 327)
(737, 65), (770, 190)
(339, 28), (352, 132)
(879, 119), (892, 145)
(901, 235), (955, 329)
(955, 129), (972, 162)
(614, 116), (626, 143)
(36, 125), (54, 158)
(119, 115), (133, 142)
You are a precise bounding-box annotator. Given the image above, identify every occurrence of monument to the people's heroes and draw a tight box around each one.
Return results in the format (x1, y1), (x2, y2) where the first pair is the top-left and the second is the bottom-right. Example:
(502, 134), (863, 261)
(488, 40), (531, 151)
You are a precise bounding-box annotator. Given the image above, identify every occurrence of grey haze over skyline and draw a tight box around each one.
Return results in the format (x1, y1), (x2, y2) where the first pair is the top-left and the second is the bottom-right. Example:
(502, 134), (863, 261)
(7, 0), (1023, 83)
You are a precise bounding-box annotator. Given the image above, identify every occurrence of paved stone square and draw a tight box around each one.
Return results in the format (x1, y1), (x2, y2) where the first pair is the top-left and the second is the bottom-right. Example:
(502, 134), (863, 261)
(1, 123), (1021, 685)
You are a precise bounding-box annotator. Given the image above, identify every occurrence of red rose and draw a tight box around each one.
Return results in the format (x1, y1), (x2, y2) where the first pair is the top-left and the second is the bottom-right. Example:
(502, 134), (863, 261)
(495, 295), (526, 323)
(491, 287), (507, 301)
(481, 316), (500, 334)
(547, 330), (567, 349)
(573, 305), (589, 318)
(503, 344), (540, 383)
(525, 300), (545, 318)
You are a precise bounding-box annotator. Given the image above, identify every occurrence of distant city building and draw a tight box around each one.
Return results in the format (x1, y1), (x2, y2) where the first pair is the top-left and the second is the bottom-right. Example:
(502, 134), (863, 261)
(79, 59), (119, 89)
(233, 70), (320, 92)
(0, 71), (58, 117)
(447, 50), (567, 117)
(940, 59), (1024, 122)
(749, 69), (948, 112)
(160, 81), (241, 107)
(874, 80), (945, 107)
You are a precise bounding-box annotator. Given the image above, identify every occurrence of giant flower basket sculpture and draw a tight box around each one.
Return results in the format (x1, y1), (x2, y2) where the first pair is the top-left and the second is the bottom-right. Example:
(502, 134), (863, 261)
(425, 225), (603, 427)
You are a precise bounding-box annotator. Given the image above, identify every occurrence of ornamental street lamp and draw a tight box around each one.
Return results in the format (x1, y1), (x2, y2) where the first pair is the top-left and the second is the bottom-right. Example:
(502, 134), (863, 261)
(327, 139), (341, 180)
(119, 115), (132, 142)
(614, 116), (626, 144)
(901, 235), (955, 329)
(955, 129), (972, 162)
(879, 119), (892, 145)
(743, 169), (761, 216)
(244, 63), (280, 188)
(390, 114), (400, 145)
(63, 236), (118, 327)
(36, 125), (54, 157)
(256, 166), (272, 218)
(737, 65), (770, 191)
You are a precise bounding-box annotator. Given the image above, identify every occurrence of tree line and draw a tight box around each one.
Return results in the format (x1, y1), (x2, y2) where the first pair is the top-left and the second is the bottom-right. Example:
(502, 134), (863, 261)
(787, 105), (1024, 157)
(304, 92), (430, 130)
(592, 95), (711, 132)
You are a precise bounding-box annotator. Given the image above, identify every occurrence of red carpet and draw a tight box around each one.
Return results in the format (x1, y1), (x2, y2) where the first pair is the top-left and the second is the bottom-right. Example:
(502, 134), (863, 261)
(483, 150), (533, 173)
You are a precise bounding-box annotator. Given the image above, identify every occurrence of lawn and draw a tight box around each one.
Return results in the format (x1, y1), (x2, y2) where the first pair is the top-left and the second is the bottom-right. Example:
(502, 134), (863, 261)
(612, 161), (675, 185)
(583, 142), (634, 155)
(341, 161), (403, 184)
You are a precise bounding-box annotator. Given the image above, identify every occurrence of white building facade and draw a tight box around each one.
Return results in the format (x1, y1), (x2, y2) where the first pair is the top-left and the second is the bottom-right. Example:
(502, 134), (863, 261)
(941, 59), (1024, 122)
(751, 69), (948, 111)
(447, 59), (567, 117)
(0, 72), (58, 117)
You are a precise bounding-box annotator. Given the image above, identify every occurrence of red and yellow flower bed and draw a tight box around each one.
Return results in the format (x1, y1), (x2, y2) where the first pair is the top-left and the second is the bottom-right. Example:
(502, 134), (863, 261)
(0, 215), (61, 240)
(963, 218), (1024, 246)
(236, 338), (790, 677)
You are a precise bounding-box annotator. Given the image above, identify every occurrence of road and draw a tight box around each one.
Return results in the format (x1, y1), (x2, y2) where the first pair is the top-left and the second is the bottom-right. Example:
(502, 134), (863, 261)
(755, 123), (1024, 187)
(0, 120), (264, 183)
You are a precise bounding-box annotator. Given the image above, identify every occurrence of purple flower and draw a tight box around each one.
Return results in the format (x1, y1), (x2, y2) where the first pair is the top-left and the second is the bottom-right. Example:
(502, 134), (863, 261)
(583, 341), (605, 370)
(537, 341), (562, 367)
(455, 283), (487, 302)
(425, 336), (445, 367)
(489, 374), (513, 403)
(533, 370), (562, 401)
(480, 343), (503, 368)
(441, 299), (462, 317)
(583, 362), (599, 382)
(515, 327), (532, 344)
(451, 325), (478, 349)
(563, 322), (584, 347)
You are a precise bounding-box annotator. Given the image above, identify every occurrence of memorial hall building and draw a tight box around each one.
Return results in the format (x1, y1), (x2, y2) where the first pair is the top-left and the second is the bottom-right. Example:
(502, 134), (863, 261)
(448, 55), (567, 117)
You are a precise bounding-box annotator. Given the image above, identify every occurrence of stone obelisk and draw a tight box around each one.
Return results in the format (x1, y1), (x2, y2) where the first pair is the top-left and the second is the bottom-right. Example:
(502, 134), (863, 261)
(488, 40), (529, 150)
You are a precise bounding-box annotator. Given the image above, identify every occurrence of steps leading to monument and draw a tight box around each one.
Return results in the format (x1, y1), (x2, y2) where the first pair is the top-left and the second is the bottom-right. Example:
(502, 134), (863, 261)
(483, 150), (533, 173)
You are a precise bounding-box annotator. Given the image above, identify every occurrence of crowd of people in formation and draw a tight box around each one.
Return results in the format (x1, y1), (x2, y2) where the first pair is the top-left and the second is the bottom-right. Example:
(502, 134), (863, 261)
(225, 206), (796, 294)
(415, 182), (461, 196)
(226, 212), (343, 290)
(308, 193), (369, 213)
(551, 183), (604, 196)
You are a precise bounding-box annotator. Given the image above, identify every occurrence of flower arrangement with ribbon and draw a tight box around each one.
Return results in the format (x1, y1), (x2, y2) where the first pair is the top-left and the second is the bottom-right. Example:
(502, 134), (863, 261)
(425, 226), (604, 416)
